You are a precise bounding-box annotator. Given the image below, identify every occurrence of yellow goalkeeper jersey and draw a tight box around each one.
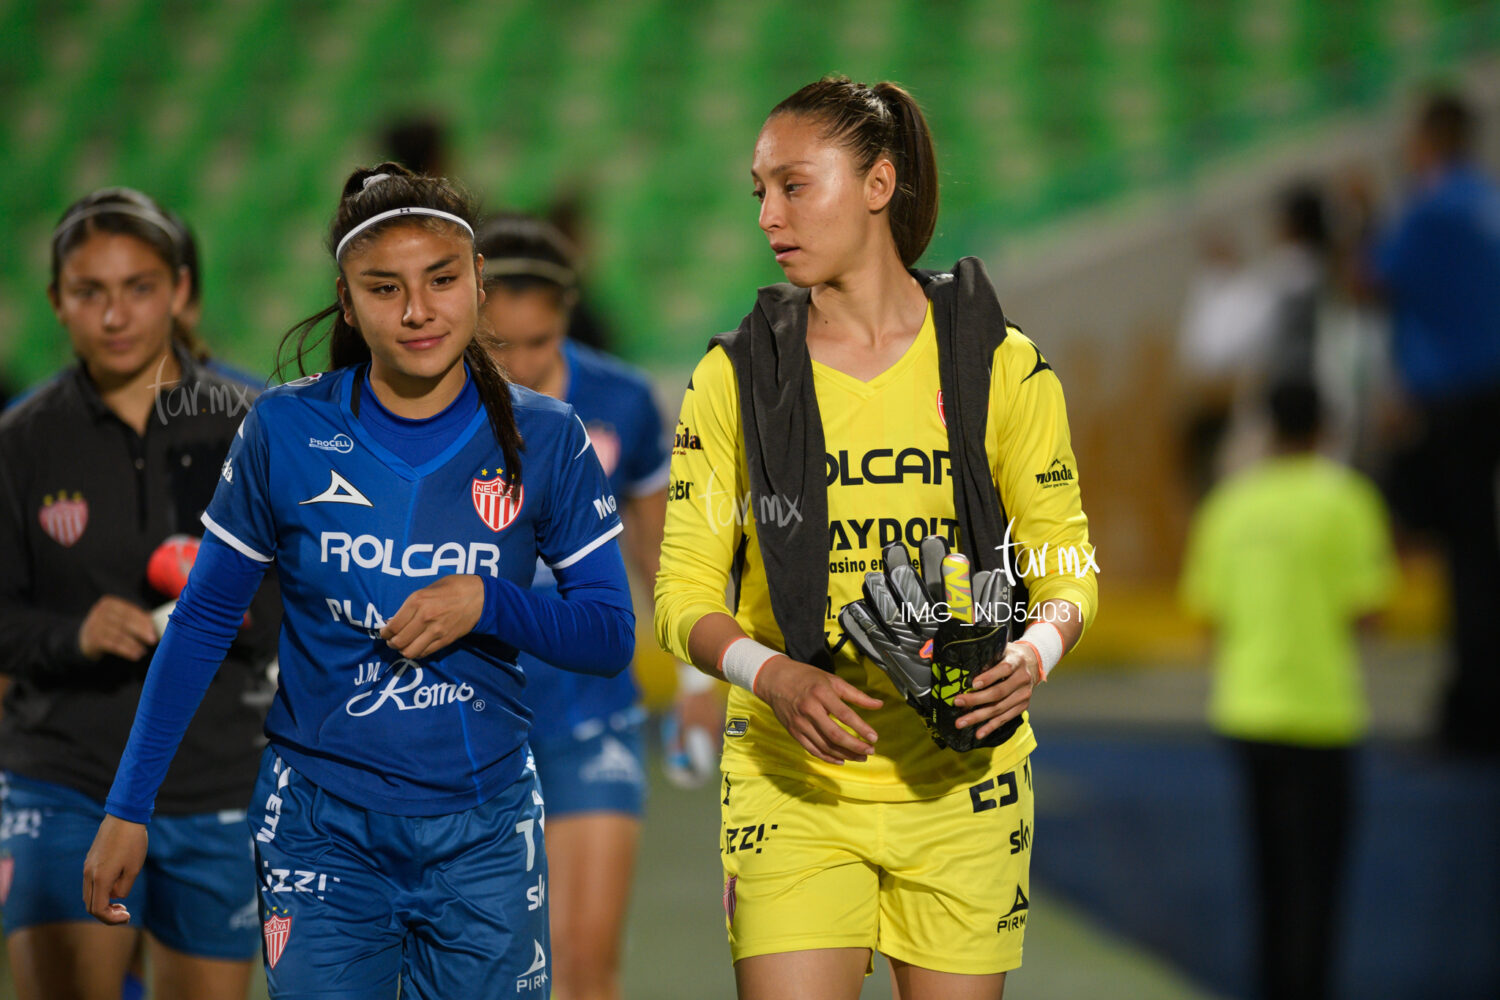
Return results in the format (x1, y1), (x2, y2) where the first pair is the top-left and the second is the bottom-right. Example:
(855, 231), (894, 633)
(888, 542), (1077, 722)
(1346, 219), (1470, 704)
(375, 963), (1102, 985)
(655, 304), (1097, 801)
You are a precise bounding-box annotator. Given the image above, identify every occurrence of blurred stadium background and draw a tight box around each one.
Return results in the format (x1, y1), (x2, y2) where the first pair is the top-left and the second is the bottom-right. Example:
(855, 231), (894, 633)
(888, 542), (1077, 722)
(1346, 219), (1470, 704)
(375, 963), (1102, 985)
(2, 1), (1498, 997)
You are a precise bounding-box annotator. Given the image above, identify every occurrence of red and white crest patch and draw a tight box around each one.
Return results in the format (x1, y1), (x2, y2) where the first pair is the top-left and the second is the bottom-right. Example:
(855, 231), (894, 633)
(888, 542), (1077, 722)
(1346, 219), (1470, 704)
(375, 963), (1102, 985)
(586, 424), (621, 478)
(39, 492), (88, 547)
(263, 912), (291, 968)
(472, 472), (524, 532)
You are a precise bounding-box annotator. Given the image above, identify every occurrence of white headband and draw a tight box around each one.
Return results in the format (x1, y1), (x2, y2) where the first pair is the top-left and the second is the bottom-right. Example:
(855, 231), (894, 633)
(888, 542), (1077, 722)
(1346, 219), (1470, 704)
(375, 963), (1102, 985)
(335, 207), (475, 261)
(53, 203), (181, 252)
(484, 258), (577, 288)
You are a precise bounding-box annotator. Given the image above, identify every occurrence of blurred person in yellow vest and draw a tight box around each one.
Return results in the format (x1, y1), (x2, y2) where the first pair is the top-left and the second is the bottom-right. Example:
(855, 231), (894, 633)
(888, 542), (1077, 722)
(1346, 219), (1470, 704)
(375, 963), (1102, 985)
(1181, 377), (1396, 1000)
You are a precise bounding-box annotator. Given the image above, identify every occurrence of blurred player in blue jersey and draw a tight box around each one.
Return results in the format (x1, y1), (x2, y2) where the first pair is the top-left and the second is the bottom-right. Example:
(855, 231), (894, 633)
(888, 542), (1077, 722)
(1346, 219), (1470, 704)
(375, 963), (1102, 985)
(475, 214), (722, 1000)
(82, 163), (635, 1000)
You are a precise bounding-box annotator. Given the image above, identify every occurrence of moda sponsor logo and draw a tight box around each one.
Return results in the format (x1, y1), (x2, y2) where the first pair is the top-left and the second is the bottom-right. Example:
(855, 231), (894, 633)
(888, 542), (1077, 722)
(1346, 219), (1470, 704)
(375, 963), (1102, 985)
(308, 433), (354, 454)
(673, 423), (703, 453)
(319, 532), (506, 579)
(1034, 457), (1075, 488)
(591, 493), (618, 519)
(345, 660), (476, 717)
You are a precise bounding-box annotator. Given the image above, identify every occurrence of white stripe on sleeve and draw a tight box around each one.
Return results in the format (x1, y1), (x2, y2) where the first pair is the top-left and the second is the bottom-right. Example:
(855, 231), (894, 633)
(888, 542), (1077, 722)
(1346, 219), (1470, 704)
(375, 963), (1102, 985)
(548, 522), (624, 570)
(201, 512), (274, 563)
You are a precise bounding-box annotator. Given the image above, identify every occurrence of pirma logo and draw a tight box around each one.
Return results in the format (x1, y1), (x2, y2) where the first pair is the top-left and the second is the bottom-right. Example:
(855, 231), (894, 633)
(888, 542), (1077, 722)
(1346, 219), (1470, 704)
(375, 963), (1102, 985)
(997, 885), (1029, 932)
(300, 471), (372, 507)
(516, 939), (549, 992)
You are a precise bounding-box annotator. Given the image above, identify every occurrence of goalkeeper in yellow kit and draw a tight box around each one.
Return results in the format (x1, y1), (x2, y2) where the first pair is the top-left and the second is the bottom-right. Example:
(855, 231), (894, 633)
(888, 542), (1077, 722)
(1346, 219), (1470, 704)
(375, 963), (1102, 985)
(654, 76), (1098, 1000)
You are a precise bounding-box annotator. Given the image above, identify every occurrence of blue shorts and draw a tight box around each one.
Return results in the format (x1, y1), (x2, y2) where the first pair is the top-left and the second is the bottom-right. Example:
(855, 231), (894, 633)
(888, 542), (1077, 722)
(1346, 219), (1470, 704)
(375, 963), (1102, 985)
(531, 709), (647, 818)
(0, 772), (258, 958)
(250, 747), (550, 1000)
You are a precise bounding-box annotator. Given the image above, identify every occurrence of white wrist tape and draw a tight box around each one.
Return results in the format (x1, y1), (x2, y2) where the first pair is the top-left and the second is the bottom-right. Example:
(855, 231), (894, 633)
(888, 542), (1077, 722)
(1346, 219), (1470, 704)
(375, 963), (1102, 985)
(719, 638), (778, 695)
(1019, 621), (1065, 680)
(675, 659), (719, 695)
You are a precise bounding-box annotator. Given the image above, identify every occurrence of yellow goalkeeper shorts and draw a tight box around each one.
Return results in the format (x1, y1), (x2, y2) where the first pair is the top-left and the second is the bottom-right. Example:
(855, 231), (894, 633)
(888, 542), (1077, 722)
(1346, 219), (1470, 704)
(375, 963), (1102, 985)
(719, 759), (1034, 975)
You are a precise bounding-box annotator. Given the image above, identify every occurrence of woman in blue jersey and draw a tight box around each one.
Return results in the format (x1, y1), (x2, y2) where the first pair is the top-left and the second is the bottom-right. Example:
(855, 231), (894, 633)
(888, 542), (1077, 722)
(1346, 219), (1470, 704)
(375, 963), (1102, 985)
(475, 213), (721, 1000)
(82, 164), (635, 999)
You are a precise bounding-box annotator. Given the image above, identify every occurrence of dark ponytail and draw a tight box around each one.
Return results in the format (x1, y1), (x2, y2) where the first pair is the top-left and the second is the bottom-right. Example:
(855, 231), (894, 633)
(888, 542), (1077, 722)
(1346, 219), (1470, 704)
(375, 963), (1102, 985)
(770, 75), (939, 267)
(276, 162), (524, 481)
(50, 186), (208, 360)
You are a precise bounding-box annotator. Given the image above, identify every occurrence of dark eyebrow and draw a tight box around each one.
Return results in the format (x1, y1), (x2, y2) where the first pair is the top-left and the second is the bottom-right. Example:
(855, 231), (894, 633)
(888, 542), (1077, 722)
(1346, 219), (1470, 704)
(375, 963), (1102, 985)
(67, 270), (162, 288)
(751, 160), (813, 181)
(360, 255), (462, 278)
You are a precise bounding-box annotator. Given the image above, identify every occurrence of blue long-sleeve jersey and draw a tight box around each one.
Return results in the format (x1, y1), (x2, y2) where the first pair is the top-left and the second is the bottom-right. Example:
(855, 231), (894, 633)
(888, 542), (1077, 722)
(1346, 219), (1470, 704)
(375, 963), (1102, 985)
(106, 365), (633, 820)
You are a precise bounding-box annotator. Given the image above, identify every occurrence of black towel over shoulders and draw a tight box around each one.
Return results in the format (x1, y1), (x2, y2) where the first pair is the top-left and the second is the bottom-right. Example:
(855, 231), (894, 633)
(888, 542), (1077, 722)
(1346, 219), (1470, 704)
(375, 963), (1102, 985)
(710, 257), (1018, 670)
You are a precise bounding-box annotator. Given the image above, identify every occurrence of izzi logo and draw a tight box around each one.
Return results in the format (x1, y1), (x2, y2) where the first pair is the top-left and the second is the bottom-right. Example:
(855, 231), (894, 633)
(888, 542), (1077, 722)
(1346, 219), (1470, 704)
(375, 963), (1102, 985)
(1035, 458), (1075, 488)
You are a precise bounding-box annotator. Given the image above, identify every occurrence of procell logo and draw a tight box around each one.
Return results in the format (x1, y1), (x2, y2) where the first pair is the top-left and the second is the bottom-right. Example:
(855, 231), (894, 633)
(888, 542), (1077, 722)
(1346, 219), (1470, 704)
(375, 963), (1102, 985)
(308, 434), (354, 454)
(345, 661), (476, 717)
(1035, 458), (1075, 488)
(319, 532), (504, 578)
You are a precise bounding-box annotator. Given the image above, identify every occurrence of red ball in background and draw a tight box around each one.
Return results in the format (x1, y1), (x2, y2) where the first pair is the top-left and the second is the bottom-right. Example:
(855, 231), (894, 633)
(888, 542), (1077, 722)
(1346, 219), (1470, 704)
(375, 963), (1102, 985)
(147, 534), (201, 599)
